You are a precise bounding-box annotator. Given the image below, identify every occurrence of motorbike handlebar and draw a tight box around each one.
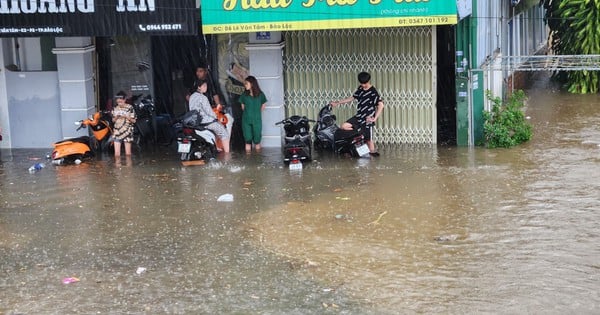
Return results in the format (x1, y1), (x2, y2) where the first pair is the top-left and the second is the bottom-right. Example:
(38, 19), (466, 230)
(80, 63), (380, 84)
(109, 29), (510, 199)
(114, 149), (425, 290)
(75, 122), (85, 131)
(275, 117), (315, 126)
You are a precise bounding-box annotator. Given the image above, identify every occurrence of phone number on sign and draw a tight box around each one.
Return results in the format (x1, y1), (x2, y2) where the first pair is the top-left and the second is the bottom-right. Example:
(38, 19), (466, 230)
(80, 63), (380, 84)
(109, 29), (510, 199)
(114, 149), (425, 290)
(398, 17), (449, 25)
(138, 24), (182, 31)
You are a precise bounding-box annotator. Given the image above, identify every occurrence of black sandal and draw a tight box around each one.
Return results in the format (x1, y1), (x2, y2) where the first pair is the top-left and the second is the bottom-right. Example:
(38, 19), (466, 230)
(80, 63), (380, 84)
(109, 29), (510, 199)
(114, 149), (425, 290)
(369, 152), (380, 157)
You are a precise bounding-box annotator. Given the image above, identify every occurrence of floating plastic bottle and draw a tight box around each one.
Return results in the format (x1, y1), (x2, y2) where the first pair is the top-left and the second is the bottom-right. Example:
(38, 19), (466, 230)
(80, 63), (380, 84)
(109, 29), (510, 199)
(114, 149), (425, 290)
(28, 162), (45, 173)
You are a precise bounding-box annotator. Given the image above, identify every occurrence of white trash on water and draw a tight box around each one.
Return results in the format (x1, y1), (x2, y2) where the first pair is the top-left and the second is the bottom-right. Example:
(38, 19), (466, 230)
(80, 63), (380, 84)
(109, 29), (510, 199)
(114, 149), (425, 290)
(28, 162), (45, 173)
(217, 194), (234, 202)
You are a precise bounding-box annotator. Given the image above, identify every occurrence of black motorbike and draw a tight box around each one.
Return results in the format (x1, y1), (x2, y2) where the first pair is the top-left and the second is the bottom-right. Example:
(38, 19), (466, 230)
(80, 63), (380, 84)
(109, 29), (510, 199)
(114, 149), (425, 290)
(131, 94), (157, 148)
(313, 104), (370, 157)
(173, 110), (218, 162)
(276, 115), (314, 170)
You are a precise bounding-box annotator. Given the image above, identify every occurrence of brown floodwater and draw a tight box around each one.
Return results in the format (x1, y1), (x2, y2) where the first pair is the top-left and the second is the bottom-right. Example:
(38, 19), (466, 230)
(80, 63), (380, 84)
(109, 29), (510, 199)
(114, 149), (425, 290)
(1, 74), (599, 314)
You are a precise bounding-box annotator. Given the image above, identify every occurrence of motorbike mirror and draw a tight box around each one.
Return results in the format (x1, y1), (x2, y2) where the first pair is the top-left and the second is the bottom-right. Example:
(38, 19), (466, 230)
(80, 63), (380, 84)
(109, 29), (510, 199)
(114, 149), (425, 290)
(74, 121), (82, 126)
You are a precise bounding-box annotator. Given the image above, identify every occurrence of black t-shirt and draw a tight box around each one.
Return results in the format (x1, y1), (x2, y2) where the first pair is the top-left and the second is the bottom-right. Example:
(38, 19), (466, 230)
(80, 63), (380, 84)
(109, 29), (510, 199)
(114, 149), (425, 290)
(353, 85), (383, 125)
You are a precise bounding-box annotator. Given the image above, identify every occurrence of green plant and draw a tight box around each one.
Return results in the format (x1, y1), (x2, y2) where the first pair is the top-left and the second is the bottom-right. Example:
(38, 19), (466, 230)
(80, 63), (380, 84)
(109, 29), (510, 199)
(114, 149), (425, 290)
(482, 90), (532, 148)
(541, 0), (600, 94)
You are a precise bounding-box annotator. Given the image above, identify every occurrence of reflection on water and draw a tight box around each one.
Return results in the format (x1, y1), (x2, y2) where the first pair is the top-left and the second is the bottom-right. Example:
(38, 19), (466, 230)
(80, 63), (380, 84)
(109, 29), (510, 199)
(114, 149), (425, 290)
(1, 75), (600, 313)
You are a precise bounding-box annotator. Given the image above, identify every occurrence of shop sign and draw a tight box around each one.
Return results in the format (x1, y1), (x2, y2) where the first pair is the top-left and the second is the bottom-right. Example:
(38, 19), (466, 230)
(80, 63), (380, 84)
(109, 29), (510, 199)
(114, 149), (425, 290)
(201, 0), (457, 34)
(0, 0), (197, 37)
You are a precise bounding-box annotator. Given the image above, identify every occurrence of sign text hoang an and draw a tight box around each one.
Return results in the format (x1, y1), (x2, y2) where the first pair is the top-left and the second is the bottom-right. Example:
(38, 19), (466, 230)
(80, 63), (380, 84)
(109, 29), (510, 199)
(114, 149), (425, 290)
(0, 0), (156, 14)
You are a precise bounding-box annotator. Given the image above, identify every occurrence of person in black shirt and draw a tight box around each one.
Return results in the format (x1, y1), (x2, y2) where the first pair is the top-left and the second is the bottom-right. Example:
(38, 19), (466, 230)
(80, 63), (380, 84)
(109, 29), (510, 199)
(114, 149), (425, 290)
(187, 62), (222, 108)
(331, 72), (384, 157)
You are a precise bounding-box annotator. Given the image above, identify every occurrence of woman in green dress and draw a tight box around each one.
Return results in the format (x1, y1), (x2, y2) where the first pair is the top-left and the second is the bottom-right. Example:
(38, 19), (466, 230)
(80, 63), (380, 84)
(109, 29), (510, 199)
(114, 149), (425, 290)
(239, 76), (267, 153)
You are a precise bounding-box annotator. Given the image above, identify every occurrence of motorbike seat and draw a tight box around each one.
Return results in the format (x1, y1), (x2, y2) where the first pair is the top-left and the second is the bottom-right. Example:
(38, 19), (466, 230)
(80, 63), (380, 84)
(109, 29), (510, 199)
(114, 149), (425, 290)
(55, 136), (89, 145)
(334, 128), (361, 141)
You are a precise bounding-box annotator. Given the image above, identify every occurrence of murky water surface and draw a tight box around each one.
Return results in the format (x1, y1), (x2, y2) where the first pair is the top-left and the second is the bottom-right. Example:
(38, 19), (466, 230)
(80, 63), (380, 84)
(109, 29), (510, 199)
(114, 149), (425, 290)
(1, 77), (600, 314)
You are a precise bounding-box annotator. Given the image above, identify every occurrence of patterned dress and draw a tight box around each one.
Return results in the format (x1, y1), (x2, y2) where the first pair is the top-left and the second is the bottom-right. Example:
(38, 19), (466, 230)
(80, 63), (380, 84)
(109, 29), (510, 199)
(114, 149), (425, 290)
(111, 103), (136, 142)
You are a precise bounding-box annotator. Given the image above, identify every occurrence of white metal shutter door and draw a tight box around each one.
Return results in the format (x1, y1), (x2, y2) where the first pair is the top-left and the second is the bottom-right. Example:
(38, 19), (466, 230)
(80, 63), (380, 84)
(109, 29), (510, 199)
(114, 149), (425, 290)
(283, 27), (437, 144)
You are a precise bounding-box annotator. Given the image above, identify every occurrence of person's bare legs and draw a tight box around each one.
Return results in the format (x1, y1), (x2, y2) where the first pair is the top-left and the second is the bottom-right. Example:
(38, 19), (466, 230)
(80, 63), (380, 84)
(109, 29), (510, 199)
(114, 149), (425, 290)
(245, 143), (252, 153)
(255, 143), (261, 152)
(114, 141), (122, 157)
(124, 142), (132, 156)
(367, 140), (375, 152)
(221, 138), (230, 153)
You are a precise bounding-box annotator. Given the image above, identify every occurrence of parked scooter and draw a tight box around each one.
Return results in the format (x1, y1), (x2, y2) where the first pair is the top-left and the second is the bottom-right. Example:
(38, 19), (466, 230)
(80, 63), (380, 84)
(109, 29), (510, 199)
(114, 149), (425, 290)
(313, 104), (370, 157)
(50, 124), (94, 165)
(81, 111), (113, 153)
(313, 104), (338, 151)
(276, 115), (314, 170)
(50, 111), (114, 165)
(173, 110), (218, 162)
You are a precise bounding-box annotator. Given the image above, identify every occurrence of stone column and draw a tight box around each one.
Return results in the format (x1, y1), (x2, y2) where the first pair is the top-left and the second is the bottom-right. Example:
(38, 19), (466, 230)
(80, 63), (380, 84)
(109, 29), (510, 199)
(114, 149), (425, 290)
(52, 37), (96, 139)
(246, 32), (285, 148)
(0, 40), (10, 148)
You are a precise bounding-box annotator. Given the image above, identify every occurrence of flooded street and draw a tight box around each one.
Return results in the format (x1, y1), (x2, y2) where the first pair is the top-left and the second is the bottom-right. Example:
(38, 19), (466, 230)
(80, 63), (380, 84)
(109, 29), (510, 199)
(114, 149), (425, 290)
(1, 75), (600, 314)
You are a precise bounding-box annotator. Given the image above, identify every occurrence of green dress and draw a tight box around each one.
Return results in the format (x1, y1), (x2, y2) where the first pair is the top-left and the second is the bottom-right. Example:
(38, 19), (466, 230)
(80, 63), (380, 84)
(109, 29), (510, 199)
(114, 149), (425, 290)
(239, 92), (267, 144)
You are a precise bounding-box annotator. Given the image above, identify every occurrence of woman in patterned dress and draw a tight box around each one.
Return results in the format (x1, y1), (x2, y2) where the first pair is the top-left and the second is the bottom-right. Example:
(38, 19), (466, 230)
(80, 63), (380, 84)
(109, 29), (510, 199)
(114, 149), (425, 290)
(111, 91), (137, 157)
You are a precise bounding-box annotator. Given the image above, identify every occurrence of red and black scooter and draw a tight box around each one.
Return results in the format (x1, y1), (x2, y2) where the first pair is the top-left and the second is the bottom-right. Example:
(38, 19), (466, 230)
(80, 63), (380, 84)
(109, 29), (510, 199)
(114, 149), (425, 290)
(276, 115), (315, 171)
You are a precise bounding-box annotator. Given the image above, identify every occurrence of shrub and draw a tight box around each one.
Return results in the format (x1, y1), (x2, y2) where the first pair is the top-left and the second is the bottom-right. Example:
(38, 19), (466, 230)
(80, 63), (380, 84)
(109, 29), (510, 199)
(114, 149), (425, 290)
(482, 90), (532, 148)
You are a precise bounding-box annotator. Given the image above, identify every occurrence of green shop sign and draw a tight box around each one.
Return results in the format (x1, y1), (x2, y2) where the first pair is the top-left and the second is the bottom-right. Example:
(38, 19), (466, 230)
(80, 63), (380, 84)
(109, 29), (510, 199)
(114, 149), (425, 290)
(201, 0), (458, 34)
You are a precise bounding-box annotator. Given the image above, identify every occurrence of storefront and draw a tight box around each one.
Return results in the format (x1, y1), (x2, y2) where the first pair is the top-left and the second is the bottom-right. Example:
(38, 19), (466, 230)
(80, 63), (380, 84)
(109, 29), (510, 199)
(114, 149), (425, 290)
(0, 0), (198, 148)
(201, 0), (458, 146)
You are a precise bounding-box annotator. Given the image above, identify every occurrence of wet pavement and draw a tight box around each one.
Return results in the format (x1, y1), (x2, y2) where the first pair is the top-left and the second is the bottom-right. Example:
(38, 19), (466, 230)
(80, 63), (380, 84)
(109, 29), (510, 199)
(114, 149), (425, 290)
(1, 75), (600, 314)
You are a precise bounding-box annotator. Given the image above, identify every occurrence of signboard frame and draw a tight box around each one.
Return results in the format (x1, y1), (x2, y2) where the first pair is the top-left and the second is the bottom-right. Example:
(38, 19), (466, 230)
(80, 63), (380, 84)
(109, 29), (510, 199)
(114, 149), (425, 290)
(201, 0), (457, 34)
(0, 0), (198, 37)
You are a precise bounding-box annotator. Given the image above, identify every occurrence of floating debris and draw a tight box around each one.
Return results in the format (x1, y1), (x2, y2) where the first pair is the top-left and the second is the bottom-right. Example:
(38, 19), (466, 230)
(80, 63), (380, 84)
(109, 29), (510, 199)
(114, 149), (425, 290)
(367, 211), (388, 226)
(217, 194), (234, 202)
(434, 234), (459, 242)
(62, 277), (80, 284)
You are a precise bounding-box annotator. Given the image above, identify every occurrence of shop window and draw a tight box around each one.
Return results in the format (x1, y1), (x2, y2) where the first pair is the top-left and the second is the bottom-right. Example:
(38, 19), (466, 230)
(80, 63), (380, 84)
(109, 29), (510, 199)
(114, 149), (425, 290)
(3, 37), (56, 71)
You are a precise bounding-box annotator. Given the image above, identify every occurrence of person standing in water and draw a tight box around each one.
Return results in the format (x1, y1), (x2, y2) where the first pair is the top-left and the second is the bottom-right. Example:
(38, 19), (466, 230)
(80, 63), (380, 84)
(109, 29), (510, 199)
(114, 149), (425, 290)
(111, 91), (137, 157)
(331, 71), (384, 156)
(239, 76), (267, 153)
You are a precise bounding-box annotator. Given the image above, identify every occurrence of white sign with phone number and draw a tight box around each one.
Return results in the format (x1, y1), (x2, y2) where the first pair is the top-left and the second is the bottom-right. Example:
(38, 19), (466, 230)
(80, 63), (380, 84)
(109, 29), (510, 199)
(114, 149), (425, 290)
(137, 24), (182, 32)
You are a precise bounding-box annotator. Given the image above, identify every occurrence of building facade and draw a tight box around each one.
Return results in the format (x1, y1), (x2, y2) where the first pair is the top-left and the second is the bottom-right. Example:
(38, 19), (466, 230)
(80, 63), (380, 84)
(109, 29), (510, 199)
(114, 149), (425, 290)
(1, 1), (545, 149)
(201, 1), (459, 147)
(0, 0), (198, 149)
(455, 0), (547, 146)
